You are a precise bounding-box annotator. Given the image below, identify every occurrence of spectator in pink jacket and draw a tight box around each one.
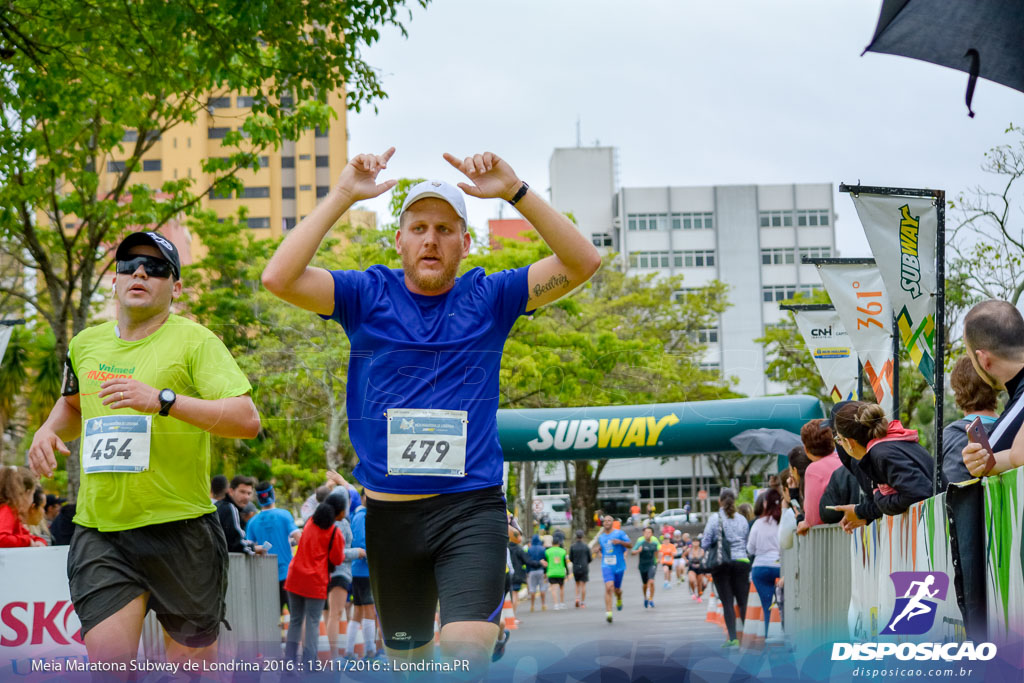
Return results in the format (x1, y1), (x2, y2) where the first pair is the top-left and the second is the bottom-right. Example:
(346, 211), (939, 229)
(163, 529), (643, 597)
(799, 419), (843, 533)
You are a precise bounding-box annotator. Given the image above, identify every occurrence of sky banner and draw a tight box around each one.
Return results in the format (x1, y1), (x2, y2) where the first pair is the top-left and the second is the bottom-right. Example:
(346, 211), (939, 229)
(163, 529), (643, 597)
(792, 309), (859, 403)
(817, 263), (895, 418)
(853, 194), (937, 387)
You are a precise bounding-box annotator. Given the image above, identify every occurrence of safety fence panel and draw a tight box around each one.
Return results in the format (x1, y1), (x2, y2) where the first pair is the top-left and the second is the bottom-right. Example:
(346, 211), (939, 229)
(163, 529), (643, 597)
(984, 467), (1024, 645)
(779, 524), (851, 644)
(0, 547), (278, 672)
(848, 493), (960, 642)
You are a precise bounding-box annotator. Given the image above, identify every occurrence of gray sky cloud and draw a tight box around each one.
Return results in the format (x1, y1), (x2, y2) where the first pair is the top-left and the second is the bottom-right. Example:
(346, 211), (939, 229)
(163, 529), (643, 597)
(347, 0), (1023, 258)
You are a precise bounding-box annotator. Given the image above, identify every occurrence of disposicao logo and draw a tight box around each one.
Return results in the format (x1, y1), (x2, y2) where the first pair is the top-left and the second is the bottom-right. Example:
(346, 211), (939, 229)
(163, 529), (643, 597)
(883, 571), (946, 635)
(831, 571), (997, 662)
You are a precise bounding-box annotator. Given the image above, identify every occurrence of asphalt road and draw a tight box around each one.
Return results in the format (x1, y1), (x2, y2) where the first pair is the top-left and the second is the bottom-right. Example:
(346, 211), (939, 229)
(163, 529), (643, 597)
(489, 548), (730, 680)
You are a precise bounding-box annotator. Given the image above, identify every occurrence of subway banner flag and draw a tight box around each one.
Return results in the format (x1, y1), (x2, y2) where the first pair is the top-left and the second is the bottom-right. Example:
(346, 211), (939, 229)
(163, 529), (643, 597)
(792, 309), (859, 403)
(816, 263), (895, 419)
(853, 194), (937, 387)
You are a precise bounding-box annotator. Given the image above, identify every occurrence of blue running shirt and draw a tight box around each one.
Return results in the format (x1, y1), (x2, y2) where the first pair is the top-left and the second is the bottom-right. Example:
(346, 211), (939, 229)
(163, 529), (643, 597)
(597, 529), (630, 572)
(321, 265), (530, 494)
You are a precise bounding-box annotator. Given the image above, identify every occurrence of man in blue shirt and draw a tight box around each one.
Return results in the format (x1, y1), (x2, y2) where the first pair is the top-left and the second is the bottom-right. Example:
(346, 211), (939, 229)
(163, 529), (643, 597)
(245, 482), (300, 613)
(262, 147), (601, 671)
(591, 515), (632, 623)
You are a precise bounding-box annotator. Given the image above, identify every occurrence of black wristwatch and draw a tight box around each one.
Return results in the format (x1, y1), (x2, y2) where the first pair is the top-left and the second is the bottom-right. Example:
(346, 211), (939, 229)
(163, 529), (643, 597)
(508, 181), (529, 206)
(158, 388), (177, 417)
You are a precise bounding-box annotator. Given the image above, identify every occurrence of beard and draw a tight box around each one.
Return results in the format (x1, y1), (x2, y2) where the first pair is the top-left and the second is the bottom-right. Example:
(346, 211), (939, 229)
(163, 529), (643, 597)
(401, 250), (461, 293)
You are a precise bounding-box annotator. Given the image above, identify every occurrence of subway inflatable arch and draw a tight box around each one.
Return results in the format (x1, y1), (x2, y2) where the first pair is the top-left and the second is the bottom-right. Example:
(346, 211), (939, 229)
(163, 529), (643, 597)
(497, 395), (825, 461)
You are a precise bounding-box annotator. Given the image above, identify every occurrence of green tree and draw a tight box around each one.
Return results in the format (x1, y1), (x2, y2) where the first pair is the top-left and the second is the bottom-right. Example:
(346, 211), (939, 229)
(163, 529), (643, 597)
(468, 235), (737, 531)
(0, 0), (427, 495)
(949, 124), (1024, 307)
(0, 325), (30, 463)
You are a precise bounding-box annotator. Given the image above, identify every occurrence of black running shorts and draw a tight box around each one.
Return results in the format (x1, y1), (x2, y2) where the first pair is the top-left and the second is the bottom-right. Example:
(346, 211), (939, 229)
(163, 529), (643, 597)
(350, 576), (374, 606)
(639, 565), (658, 585)
(68, 513), (228, 648)
(328, 575), (351, 593)
(365, 486), (507, 651)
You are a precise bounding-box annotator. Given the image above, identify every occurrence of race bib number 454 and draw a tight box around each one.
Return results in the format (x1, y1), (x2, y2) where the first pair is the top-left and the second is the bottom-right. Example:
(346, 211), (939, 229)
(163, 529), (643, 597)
(82, 415), (152, 474)
(386, 409), (467, 477)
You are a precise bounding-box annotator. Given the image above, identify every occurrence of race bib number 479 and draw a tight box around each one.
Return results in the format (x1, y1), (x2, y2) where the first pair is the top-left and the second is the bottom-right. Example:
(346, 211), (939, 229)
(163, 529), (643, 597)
(82, 415), (152, 474)
(386, 409), (467, 477)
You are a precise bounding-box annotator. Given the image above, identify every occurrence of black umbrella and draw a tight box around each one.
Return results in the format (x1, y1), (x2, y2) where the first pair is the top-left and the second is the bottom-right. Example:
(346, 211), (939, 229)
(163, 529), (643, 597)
(729, 428), (803, 456)
(863, 1), (1024, 117)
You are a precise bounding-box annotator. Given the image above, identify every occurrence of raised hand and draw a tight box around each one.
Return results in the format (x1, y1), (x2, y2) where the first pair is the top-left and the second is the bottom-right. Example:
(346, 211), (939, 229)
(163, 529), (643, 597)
(443, 152), (521, 201)
(333, 147), (398, 203)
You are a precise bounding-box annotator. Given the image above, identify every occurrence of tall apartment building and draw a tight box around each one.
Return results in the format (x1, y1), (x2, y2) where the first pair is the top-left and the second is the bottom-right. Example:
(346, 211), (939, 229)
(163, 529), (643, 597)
(97, 89), (359, 259)
(536, 147), (837, 513)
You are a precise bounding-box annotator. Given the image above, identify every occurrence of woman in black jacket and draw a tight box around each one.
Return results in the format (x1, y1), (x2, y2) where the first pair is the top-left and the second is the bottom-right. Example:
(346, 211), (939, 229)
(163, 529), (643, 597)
(831, 401), (934, 531)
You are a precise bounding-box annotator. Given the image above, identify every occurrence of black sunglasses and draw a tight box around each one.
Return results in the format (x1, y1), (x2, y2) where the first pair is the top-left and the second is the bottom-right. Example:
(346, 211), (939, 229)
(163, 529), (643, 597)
(116, 255), (175, 279)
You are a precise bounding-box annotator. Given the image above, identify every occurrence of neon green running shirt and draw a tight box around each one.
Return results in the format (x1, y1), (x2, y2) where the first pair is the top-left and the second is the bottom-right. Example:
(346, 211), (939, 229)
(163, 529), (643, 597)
(69, 315), (252, 531)
(545, 545), (567, 578)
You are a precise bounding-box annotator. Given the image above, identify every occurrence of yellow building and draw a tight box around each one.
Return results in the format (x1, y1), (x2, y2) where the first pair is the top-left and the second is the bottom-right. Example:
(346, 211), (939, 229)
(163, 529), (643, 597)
(79, 88), (376, 320)
(100, 88), (373, 262)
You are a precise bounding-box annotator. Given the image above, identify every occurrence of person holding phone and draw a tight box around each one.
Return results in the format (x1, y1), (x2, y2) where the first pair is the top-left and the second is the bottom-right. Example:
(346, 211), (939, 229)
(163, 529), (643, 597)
(942, 356), (1000, 486)
(828, 402), (934, 531)
(960, 300), (1024, 477)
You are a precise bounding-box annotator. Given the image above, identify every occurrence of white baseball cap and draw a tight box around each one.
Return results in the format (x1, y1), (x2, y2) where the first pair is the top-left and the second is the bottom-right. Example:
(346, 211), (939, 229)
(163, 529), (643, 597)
(399, 180), (467, 223)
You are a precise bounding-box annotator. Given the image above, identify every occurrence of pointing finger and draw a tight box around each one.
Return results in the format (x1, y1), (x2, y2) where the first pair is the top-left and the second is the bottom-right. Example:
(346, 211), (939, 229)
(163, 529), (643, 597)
(381, 147), (396, 163)
(442, 152), (463, 171)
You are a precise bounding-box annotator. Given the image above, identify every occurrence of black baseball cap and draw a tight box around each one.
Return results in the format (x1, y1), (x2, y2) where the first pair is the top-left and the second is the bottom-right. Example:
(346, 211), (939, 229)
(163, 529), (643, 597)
(115, 231), (181, 280)
(45, 494), (66, 508)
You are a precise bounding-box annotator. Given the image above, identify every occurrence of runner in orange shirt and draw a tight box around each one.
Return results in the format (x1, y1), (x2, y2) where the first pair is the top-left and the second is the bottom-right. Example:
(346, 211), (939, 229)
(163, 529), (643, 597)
(658, 537), (677, 589)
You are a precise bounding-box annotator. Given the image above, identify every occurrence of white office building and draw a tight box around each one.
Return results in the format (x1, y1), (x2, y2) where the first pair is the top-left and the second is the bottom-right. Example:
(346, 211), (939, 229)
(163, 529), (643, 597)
(549, 146), (837, 398)
(534, 147), (838, 512)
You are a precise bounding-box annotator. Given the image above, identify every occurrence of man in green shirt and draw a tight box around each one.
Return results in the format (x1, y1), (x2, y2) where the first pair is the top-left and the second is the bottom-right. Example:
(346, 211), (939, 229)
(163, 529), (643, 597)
(28, 231), (260, 670)
(544, 537), (568, 610)
(631, 526), (661, 609)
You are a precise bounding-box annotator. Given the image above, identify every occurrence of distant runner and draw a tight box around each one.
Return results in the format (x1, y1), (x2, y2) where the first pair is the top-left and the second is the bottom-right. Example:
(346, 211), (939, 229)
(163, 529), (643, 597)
(592, 515), (631, 623)
(631, 527), (660, 609)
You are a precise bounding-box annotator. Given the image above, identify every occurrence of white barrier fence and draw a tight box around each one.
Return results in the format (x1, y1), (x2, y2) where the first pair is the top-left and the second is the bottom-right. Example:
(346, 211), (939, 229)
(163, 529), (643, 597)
(0, 547), (278, 672)
(779, 524), (851, 644)
(782, 471), (1024, 654)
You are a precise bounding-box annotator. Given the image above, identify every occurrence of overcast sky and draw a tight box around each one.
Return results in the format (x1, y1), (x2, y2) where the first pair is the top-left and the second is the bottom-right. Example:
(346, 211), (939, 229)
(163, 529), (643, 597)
(346, 0), (1022, 257)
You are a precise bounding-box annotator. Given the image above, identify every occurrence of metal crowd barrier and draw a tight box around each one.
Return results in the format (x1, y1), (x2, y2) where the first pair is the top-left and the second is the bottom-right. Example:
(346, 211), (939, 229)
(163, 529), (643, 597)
(780, 469), (1024, 655)
(142, 552), (280, 660)
(780, 523), (851, 644)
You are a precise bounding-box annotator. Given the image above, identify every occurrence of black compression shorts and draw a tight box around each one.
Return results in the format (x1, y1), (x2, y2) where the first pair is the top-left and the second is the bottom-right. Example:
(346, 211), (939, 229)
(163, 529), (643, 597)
(365, 486), (506, 651)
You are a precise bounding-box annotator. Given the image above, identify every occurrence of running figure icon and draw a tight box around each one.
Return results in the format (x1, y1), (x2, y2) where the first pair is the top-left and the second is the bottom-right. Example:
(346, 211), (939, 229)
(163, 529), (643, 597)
(887, 575), (938, 631)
